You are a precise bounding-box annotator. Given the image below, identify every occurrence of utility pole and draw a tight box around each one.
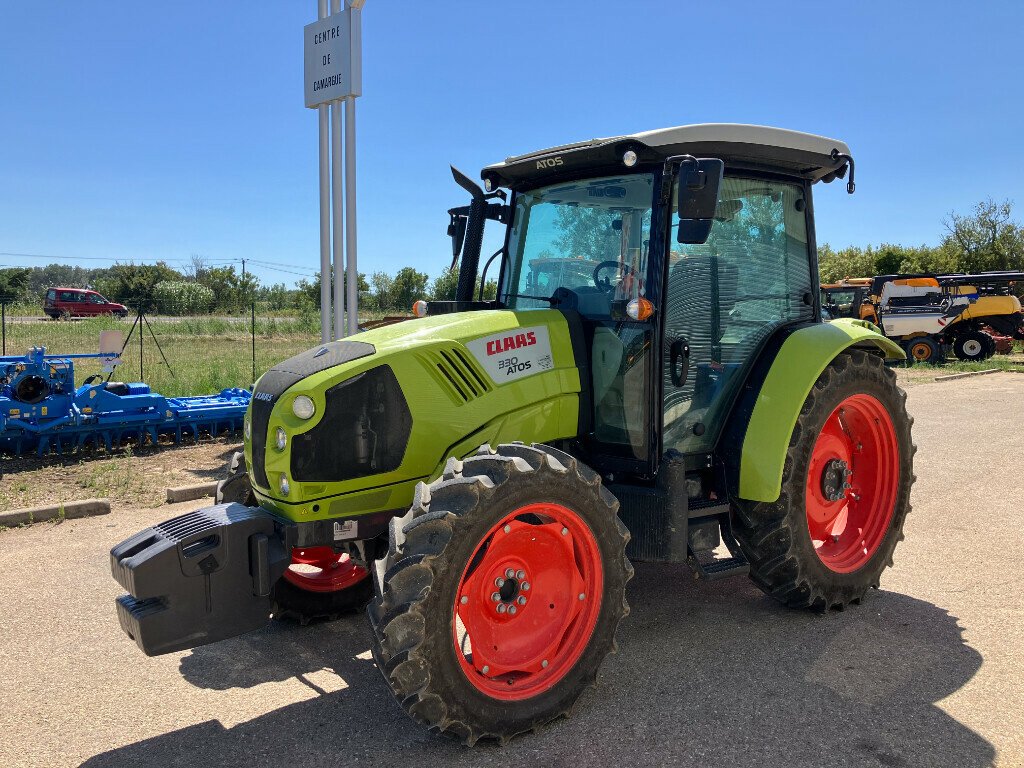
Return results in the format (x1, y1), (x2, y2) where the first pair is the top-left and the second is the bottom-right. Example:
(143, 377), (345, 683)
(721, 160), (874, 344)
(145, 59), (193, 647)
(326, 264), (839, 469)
(241, 258), (246, 277)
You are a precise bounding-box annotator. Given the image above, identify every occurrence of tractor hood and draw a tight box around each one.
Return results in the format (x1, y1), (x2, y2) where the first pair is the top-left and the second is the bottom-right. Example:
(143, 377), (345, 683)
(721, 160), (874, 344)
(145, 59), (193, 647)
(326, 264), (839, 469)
(245, 309), (583, 521)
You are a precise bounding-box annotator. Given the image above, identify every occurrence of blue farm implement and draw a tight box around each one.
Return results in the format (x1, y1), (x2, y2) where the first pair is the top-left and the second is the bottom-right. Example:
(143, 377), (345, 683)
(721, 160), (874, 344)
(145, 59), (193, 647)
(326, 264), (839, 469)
(0, 347), (250, 456)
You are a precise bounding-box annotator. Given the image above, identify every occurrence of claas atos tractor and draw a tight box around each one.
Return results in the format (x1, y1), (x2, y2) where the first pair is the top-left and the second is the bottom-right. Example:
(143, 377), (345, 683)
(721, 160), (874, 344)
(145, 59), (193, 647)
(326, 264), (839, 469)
(110, 124), (915, 744)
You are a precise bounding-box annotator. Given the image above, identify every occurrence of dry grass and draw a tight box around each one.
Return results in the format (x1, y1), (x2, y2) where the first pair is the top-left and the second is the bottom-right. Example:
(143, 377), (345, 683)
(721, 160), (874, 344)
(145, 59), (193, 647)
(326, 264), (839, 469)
(0, 437), (241, 513)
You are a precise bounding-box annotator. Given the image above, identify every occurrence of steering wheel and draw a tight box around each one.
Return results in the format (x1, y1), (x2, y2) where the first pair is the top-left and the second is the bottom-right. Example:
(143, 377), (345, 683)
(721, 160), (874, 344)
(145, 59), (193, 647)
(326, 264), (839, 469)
(592, 260), (637, 293)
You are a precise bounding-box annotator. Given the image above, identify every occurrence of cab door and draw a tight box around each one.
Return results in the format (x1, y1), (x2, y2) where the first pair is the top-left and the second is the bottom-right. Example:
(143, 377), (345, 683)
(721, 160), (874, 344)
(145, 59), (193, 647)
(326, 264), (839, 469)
(661, 175), (815, 458)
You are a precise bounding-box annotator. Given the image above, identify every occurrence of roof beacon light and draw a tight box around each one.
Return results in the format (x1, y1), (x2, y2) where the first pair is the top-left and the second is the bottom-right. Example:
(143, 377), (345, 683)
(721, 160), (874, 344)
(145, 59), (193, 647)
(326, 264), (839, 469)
(626, 297), (654, 321)
(412, 300), (428, 318)
(623, 150), (638, 167)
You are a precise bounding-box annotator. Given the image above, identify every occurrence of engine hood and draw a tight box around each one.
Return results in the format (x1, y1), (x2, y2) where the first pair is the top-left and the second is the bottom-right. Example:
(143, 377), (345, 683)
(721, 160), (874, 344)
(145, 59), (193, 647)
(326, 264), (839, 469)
(245, 309), (583, 521)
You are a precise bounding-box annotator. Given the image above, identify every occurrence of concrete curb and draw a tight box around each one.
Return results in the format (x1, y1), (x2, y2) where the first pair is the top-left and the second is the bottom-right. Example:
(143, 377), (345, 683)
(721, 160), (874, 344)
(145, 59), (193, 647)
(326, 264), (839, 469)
(0, 498), (111, 527)
(934, 368), (1000, 382)
(165, 482), (219, 504)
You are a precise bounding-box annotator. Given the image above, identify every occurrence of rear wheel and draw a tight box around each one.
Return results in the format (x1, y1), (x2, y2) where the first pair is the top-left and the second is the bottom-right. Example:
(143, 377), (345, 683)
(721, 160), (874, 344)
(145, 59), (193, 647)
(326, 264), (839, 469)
(902, 336), (943, 365)
(214, 451), (256, 506)
(368, 443), (631, 745)
(733, 349), (914, 610)
(952, 330), (992, 362)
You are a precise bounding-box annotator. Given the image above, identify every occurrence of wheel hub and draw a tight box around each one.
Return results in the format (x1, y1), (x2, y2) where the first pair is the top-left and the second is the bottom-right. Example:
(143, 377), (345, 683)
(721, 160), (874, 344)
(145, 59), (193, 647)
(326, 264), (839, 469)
(820, 458), (853, 502)
(453, 503), (603, 701)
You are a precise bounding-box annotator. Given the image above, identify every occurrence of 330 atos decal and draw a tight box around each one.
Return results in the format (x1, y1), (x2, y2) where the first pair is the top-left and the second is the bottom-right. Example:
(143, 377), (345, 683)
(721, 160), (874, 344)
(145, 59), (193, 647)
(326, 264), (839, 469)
(466, 325), (554, 384)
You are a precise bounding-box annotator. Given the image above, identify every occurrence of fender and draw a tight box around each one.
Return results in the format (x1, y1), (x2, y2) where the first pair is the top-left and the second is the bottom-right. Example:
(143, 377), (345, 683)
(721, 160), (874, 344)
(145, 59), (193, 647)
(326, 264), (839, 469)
(739, 318), (904, 502)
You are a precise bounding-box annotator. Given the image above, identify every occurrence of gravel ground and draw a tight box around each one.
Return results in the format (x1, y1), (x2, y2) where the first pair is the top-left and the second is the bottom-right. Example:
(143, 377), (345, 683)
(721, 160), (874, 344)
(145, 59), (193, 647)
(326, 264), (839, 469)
(0, 374), (1021, 767)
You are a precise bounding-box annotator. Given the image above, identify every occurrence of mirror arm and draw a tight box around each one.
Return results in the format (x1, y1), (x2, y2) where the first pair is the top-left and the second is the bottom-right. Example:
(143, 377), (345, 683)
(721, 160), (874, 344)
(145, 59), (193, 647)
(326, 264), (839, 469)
(830, 148), (856, 194)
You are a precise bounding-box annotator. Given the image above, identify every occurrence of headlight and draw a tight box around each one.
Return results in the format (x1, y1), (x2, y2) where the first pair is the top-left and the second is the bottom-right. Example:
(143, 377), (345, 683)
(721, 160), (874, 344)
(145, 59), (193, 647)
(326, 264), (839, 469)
(244, 418), (251, 440)
(275, 427), (287, 451)
(292, 395), (316, 420)
(279, 474), (290, 495)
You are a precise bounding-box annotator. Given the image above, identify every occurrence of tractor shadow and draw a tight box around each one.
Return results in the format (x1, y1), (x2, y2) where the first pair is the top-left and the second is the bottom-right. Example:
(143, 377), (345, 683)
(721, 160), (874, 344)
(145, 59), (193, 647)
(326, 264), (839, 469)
(83, 565), (993, 768)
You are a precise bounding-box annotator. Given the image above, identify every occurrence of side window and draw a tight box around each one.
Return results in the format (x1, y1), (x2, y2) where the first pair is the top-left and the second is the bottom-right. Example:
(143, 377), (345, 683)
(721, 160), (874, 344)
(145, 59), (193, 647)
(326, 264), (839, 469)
(60, 291), (78, 302)
(663, 176), (812, 454)
(46, 290), (56, 300)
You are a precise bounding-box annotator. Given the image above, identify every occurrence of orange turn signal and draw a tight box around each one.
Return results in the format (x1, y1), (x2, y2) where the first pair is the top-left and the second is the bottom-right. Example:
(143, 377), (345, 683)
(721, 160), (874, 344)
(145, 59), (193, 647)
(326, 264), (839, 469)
(412, 300), (428, 318)
(626, 297), (654, 321)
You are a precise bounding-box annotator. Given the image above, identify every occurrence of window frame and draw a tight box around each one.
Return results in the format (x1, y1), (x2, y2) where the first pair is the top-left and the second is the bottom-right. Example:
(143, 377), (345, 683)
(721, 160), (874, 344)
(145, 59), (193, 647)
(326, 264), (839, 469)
(655, 170), (821, 465)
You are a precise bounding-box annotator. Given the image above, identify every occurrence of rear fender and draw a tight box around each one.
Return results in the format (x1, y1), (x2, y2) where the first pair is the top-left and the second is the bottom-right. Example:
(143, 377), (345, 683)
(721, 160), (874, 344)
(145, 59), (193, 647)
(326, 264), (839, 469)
(738, 318), (904, 503)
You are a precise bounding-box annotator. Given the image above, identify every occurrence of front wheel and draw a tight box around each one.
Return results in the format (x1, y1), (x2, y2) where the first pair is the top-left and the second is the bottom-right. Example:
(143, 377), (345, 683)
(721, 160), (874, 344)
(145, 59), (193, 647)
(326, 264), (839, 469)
(368, 443), (631, 745)
(733, 349), (915, 611)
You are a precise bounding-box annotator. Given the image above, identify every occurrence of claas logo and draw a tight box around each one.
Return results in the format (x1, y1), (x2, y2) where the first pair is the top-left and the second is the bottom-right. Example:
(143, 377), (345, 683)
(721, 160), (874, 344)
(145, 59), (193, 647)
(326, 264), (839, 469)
(486, 331), (537, 356)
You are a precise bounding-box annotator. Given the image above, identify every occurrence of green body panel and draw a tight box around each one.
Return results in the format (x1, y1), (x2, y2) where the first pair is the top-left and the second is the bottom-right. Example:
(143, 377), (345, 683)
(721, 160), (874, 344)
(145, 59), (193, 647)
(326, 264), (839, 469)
(246, 309), (580, 522)
(738, 318), (905, 503)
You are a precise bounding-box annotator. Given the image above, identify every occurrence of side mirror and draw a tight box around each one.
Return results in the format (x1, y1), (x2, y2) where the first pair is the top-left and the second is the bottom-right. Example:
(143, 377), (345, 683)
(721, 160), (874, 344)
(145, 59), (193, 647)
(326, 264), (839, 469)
(676, 157), (725, 244)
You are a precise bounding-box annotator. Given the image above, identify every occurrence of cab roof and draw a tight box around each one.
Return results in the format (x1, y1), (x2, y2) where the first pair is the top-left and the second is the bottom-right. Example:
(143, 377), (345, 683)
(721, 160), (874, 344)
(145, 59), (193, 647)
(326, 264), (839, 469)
(482, 123), (851, 190)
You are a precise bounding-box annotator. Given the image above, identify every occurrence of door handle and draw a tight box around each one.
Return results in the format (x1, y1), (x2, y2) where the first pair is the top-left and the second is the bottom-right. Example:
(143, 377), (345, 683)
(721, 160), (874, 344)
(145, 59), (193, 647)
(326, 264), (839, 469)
(669, 338), (690, 387)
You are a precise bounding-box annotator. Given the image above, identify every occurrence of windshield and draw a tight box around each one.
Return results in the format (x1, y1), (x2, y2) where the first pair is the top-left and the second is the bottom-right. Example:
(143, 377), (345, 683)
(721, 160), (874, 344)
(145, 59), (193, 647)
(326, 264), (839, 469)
(501, 174), (654, 317)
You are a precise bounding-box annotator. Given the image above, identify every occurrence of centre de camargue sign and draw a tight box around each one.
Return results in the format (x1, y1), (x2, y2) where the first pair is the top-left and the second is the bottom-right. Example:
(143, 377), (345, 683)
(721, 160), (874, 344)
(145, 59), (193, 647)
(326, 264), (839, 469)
(303, 8), (361, 108)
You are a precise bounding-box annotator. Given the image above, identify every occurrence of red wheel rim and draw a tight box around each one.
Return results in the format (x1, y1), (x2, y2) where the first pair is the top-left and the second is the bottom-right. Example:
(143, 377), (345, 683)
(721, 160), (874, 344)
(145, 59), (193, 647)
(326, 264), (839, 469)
(452, 503), (603, 701)
(283, 546), (368, 593)
(805, 394), (899, 573)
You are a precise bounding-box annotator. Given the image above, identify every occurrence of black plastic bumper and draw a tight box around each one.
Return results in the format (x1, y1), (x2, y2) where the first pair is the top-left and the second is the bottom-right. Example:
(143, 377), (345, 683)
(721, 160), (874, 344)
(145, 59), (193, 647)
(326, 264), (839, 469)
(110, 503), (290, 656)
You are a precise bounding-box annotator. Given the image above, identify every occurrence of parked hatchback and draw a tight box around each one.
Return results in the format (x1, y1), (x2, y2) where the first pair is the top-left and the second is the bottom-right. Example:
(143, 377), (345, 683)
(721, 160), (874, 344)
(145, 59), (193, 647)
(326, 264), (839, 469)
(44, 288), (128, 319)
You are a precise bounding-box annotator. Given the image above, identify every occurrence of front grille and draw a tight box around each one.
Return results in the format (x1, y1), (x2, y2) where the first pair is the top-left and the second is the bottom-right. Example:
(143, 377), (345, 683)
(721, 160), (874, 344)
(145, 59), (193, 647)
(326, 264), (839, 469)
(291, 365), (412, 483)
(250, 394), (274, 490)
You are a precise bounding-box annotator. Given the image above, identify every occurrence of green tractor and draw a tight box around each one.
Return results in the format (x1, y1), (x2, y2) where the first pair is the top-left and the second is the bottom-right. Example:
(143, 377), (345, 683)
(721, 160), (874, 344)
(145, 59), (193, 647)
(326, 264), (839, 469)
(110, 124), (914, 744)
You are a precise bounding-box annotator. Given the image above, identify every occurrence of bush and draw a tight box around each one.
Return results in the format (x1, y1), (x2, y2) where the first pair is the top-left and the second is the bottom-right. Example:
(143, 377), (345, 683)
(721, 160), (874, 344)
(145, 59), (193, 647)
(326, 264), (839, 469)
(153, 281), (215, 315)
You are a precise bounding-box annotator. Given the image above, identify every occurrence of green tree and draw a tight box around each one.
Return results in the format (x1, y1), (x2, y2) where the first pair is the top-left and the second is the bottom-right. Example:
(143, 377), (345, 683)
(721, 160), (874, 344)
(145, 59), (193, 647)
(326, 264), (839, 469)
(98, 262), (183, 309)
(943, 199), (1024, 273)
(152, 280), (215, 315)
(430, 267), (459, 301)
(0, 268), (31, 302)
(390, 267), (430, 311)
(296, 269), (369, 309)
(554, 207), (620, 261)
(198, 265), (260, 311)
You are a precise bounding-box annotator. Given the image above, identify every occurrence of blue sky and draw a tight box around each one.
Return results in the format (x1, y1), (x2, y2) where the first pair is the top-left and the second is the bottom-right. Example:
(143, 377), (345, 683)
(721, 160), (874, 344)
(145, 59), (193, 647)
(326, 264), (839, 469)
(1, 1), (1022, 288)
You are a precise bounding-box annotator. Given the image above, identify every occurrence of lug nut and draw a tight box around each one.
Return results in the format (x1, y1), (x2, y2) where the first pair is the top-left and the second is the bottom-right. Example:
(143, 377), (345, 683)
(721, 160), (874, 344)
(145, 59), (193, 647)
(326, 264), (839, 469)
(497, 604), (507, 614)
(578, 593), (586, 601)
(521, 581), (530, 591)
(482, 665), (490, 674)
(515, 569), (525, 580)
(495, 577), (505, 588)
(505, 568), (515, 579)
(561, 527), (568, 535)
(491, 592), (501, 602)
(517, 596), (527, 606)
(509, 606), (517, 615)
(460, 596), (468, 604)
(541, 659), (549, 668)
(503, 525), (511, 534)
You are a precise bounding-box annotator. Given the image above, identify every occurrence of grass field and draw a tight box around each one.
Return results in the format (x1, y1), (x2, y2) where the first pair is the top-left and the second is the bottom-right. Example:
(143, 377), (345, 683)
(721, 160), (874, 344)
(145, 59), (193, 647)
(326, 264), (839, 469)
(1, 313), (383, 396)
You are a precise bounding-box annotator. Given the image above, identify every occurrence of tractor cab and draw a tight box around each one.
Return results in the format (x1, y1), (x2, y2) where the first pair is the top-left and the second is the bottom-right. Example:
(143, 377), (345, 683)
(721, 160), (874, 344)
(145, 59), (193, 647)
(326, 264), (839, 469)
(437, 124), (854, 480)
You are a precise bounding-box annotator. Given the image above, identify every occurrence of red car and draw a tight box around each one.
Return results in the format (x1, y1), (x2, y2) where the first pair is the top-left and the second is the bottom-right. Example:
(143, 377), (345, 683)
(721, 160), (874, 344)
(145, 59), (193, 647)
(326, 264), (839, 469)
(44, 288), (128, 319)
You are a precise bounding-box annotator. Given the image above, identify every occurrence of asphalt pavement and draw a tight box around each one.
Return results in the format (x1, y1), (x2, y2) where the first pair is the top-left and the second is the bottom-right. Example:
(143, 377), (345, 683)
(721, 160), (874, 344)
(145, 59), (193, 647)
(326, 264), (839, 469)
(1, 373), (1021, 768)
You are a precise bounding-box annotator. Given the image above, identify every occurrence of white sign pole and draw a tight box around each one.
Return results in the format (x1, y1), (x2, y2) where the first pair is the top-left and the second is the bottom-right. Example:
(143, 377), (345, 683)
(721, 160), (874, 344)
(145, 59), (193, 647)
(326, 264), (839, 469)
(344, 1), (363, 336)
(316, 0), (332, 343)
(304, 1), (362, 340)
(329, 0), (345, 339)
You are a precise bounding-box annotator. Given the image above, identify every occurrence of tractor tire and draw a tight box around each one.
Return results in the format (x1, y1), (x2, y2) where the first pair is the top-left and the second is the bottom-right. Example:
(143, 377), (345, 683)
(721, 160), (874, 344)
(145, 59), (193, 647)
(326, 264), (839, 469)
(214, 451), (256, 507)
(902, 336), (943, 365)
(271, 549), (372, 624)
(952, 330), (992, 362)
(733, 349), (914, 611)
(368, 443), (632, 745)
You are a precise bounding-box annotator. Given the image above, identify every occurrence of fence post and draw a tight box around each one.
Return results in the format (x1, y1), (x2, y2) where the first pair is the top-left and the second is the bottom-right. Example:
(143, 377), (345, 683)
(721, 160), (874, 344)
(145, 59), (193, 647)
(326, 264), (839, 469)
(251, 301), (256, 385)
(138, 305), (144, 381)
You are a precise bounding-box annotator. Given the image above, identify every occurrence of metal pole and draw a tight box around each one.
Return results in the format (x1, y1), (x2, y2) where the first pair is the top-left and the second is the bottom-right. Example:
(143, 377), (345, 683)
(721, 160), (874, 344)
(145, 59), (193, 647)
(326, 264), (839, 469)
(251, 301), (257, 385)
(1, 301), (5, 356)
(344, 96), (358, 334)
(331, 98), (345, 339)
(317, 0), (332, 343)
(138, 306), (143, 381)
